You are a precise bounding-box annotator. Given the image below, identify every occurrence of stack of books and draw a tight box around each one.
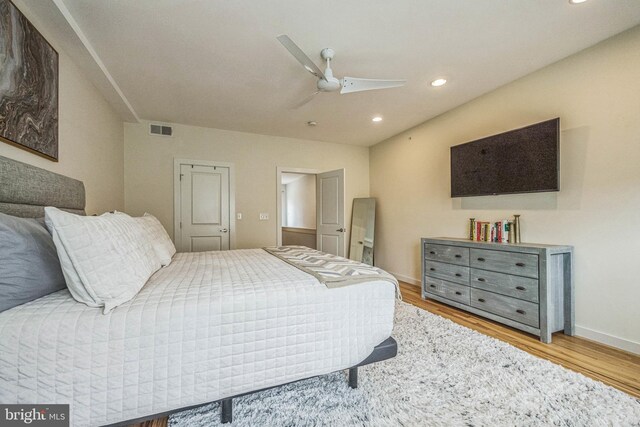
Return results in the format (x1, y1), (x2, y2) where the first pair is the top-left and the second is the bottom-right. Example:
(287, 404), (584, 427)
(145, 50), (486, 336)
(469, 219), (510, 243)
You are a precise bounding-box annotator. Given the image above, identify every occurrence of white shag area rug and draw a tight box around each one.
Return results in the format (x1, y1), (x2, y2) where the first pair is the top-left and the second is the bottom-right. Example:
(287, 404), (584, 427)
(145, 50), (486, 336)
(169, 302), (640, 426)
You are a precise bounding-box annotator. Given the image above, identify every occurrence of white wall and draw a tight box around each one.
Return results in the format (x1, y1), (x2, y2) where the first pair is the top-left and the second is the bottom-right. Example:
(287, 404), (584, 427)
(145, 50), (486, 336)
(286, 175), (316, 229)
(0, 1), (124, 214)
(124, 121), (369, 249)
(370, 26), (640, 353)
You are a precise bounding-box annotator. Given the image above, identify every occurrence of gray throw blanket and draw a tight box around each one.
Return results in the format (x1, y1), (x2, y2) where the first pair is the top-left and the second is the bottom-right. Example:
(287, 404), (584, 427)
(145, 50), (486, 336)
(264, 246), (401, 299)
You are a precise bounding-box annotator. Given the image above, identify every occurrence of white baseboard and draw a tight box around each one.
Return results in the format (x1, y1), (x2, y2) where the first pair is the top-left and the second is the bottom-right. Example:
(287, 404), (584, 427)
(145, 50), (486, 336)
(575, 326), (640, 355)
(388, 272), (640, 355)
(389, 272), (420, 287)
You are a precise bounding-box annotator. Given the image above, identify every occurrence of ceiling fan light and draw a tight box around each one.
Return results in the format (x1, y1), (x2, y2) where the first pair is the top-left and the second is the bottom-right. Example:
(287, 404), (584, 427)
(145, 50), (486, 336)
(431, 78), (447, 87)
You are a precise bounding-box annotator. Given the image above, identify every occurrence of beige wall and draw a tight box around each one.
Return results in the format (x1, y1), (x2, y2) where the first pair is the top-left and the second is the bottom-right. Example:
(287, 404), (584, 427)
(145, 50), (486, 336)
(124, 122), (369, 249)
(0, 1), (124, 214)
(286, 175), (316, 229)
(370, 26), (640, 352)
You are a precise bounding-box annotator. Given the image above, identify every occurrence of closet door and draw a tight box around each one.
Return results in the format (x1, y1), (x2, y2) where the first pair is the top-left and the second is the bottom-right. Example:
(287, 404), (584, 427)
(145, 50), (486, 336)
(178, 164), (230, 252)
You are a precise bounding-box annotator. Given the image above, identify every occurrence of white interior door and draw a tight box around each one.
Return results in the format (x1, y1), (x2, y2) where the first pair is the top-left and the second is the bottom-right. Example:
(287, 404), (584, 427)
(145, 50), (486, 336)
(178, 164), (230, 252)
(316, 169), (345, 256)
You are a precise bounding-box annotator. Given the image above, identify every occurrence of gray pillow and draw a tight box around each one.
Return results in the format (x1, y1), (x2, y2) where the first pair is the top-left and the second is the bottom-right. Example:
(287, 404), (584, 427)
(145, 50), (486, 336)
(0, 212), (66, 312)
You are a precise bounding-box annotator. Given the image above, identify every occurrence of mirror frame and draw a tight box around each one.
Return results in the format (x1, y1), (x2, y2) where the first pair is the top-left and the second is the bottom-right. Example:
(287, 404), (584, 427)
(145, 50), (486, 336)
(348, 197), (376, 265)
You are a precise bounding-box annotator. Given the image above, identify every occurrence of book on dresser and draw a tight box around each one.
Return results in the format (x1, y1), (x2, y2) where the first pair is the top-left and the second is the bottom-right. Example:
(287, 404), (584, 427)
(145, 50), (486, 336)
(421, 237), (574, 343)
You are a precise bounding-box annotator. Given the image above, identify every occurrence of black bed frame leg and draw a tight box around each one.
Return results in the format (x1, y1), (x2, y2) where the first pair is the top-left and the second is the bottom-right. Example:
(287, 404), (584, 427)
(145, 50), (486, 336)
(221, 398), (233, 423)
(348, 367), (358, 389)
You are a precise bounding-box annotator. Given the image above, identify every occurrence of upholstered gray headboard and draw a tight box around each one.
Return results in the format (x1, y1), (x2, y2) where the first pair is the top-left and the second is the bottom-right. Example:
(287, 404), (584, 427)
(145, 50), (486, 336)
(0, 155), (86, 218)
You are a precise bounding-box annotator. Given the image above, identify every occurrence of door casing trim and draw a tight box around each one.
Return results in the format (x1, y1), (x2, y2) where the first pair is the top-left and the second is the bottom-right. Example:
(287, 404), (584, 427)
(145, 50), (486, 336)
(174, 158), (236, 251)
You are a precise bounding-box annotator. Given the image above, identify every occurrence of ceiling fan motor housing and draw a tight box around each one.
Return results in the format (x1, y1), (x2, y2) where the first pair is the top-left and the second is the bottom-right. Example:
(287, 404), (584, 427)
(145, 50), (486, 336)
(317, 75), (341, 92)
(317, 49), (341, 92)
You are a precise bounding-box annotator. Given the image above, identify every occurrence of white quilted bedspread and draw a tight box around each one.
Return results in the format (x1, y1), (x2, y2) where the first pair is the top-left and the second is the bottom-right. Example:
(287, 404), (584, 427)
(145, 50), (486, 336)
(0, 249), (396, 426)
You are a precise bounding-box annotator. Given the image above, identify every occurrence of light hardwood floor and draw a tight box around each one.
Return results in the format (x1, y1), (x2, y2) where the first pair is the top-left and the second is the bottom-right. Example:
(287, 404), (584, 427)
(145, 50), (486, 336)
(399, 281), (640, 398)
(133, 281), (639, 427)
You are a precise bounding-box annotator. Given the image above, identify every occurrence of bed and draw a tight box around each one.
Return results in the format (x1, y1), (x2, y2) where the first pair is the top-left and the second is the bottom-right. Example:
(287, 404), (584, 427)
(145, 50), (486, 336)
(0, 155), (397, 426)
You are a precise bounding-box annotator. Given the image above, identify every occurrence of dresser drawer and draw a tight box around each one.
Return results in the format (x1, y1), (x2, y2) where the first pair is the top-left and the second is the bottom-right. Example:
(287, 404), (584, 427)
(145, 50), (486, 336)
(470, 289), (539, 328)
(424, 243), (469, 266)
(424, 277), (470, 305)
(470, 269), (539, 303)
(425, 260), (469, 285)
(470, 249), (538, 278)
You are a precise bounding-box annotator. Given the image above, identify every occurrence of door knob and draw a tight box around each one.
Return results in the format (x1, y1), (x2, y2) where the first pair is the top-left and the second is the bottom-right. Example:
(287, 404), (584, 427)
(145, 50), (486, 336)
(336, 228), (346, 232)
(219, 228), (228, 233)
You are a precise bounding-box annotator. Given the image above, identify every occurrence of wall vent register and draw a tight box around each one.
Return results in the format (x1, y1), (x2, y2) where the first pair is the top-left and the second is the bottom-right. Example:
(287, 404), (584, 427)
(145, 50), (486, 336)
(150, 124), (173, 136)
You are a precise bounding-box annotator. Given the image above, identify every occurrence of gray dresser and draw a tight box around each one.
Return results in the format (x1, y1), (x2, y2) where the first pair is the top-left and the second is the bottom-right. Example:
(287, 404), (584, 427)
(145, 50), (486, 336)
(421, 237), (574, 343)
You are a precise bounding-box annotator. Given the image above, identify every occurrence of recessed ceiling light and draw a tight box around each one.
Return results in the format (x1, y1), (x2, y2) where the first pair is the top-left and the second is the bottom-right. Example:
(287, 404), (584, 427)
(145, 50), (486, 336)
(431, 78), (447, 87)
(372, 116), (383, 122)
(569, 0), (587, 3)
(307, 121), (317, 126)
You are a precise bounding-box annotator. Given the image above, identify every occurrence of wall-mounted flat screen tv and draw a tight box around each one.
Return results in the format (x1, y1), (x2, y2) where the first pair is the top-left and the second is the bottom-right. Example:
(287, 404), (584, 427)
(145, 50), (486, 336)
(450, 118), (559, 197)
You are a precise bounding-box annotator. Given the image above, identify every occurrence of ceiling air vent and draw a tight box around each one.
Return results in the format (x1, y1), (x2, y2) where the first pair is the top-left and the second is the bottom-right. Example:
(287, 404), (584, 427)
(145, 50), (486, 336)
(149, 123), (173, 137)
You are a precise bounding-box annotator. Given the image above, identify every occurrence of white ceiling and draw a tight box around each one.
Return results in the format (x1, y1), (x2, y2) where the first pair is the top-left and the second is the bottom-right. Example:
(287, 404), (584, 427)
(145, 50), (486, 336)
(31, 1), (640, 146)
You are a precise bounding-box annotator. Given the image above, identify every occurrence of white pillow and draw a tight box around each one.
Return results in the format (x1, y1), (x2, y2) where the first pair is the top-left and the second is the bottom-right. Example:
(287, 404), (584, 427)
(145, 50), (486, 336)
(45, 215), (96, 306)
(112, 211), (176, 266)
(141, 213), (176, 266)
(44, 210), (122, 306)
(44, 207), (161, 313)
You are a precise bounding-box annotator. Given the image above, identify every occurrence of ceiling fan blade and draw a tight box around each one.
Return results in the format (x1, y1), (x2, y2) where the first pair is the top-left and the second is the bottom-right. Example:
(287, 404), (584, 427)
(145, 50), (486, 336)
(340, 77), (406, 94)
(291, 91), (320, 109)
(277, 35), (326, 81)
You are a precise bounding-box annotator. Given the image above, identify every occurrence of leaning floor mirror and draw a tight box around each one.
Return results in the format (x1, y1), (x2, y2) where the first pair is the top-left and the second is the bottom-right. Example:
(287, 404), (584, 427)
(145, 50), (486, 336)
(349, 198), (376, 265)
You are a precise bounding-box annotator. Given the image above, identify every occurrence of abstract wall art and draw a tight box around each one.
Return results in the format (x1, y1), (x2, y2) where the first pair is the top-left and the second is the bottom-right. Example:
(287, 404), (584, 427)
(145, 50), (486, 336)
(0, 0), (59, 161)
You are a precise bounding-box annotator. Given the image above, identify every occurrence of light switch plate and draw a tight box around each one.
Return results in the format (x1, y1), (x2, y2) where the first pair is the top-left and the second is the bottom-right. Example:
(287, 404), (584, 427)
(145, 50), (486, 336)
(236, 213), (242, 220)
(259, 213), (269, 220)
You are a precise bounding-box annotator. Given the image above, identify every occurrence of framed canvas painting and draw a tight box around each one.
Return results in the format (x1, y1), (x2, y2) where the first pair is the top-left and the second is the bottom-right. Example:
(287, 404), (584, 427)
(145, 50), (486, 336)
(0, 0), (59, 161)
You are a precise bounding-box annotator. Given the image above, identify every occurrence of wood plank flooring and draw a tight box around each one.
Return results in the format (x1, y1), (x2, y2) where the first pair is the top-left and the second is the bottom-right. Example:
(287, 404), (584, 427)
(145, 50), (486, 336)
(132, 281), (639, 426)
(132, 420), (167, 427)
(399, 281), (640, 399)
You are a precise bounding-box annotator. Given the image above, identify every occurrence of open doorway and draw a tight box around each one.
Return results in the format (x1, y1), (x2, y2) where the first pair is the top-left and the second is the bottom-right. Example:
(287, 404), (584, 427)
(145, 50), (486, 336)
(276, 167), (346, 256)
(281, 172), (317, 248)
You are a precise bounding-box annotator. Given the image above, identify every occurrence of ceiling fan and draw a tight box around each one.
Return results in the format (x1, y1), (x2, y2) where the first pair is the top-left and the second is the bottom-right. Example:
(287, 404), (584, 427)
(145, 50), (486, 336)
(277, 35), (406, 108)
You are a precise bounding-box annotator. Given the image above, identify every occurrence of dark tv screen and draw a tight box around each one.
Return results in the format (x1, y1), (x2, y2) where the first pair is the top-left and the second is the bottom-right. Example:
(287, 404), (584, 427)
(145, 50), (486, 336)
(450, 118), (559, 197)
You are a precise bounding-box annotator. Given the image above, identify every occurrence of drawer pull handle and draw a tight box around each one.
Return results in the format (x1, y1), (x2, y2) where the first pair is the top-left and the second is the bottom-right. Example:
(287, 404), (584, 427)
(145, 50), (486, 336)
(515, 262), (525, 267)
(477, 257), (485, 262)
(516, 309), (526, 315)
(477, 278), (486, 282)
(455, 291), (462, 296)
(515, 286), (526, 291)
(455, 254), (462, 258)
(430, 268), (435, 271)
(430, 251), (436, 255)
(455, 273), (462, 277)
(478, 298), (486, 303)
